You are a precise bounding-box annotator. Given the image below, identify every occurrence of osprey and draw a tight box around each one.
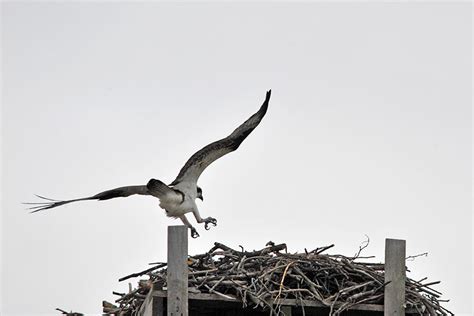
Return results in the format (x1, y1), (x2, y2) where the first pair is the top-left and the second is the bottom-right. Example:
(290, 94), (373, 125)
(27, 90), (271, 238)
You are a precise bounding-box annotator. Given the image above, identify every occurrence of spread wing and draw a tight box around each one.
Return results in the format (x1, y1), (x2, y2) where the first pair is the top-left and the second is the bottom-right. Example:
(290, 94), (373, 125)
(26, 185), (149, 213)
(170, 90), (271, 186)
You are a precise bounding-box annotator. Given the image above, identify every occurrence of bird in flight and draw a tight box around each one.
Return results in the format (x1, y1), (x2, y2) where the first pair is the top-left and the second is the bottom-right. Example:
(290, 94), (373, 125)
(26, 90), (271, 238)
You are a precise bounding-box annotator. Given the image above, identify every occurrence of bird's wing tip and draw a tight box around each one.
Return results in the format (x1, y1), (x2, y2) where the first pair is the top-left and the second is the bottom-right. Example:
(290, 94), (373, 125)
(34, 194), (60, 202)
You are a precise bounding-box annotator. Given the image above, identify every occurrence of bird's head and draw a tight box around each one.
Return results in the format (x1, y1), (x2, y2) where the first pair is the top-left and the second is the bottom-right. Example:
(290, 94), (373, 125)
(196, 186), (203, 201)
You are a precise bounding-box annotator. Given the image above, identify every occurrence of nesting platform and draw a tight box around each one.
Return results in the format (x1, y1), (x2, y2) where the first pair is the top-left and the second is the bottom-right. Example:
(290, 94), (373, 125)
(103, 226), (451, 316)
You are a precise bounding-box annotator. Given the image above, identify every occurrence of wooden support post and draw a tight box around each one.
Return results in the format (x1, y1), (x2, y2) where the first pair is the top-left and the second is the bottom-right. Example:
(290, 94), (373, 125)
(167, 226), (188, 316)
(138, 293), (164, 316)
(384, 238), (406, 316)
(281, 305), (292, 316)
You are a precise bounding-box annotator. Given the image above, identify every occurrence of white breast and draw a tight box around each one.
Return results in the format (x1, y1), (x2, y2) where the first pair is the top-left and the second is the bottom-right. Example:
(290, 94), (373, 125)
(159, 195), (195, 217)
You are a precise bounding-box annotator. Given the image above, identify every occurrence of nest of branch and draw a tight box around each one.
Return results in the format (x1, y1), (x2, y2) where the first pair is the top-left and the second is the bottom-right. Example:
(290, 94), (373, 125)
(103, 241), (452, 316)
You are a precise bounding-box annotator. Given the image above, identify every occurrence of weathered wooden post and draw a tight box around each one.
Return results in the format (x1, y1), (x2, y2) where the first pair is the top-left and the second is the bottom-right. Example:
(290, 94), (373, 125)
(281, 305), (292, 316)
(167, 226), (188, 316)
(384, 238), (406, 316)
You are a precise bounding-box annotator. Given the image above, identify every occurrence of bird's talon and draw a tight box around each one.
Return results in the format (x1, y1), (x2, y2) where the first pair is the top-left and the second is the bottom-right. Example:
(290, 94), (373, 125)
(204, 218), (217, 230)
(191, 228), (200, 238)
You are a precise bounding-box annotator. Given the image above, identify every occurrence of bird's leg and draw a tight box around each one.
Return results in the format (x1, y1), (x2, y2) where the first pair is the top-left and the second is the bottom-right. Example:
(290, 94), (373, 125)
(178, 215), (199, 238)
(192, 209), (217, 231)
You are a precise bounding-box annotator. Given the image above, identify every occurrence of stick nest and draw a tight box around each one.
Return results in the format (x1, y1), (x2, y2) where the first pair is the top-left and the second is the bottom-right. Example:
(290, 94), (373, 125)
(103, 241), (452, 316)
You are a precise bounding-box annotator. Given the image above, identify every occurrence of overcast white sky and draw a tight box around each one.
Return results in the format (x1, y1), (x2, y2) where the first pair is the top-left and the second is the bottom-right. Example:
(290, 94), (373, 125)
(1, 2), (472, 315)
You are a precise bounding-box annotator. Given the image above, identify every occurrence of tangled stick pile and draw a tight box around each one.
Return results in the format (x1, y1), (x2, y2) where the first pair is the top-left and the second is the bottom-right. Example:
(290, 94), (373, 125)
(103, 242), (452, 315)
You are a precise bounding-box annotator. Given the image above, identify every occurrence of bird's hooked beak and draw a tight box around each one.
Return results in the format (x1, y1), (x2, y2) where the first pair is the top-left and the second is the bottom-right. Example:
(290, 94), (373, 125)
(196, 186), (203, 201)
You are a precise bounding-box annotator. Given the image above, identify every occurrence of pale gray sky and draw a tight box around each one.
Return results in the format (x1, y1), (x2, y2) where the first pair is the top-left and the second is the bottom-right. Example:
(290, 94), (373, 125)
(1, 2), (471, 315)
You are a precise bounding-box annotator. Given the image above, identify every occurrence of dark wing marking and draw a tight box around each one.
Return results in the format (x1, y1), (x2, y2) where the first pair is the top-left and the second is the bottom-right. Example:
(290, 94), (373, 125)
(170, 90), (271, 186)
(147, 179), (185, 203)
(26, 185), (149, 213)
